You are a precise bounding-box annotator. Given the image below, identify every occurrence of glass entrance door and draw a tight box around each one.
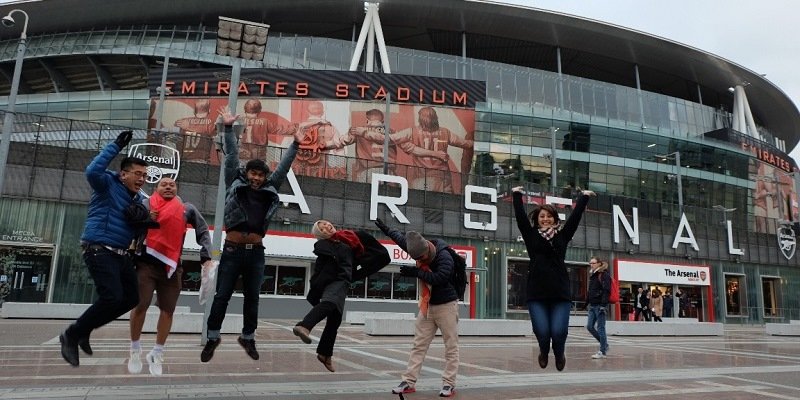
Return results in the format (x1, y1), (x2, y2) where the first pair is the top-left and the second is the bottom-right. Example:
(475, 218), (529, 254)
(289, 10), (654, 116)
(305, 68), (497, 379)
(0, 245), (54, 304)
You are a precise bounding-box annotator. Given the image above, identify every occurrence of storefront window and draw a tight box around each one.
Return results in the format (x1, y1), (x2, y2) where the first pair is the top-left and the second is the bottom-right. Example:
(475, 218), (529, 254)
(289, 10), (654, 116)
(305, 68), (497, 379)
(393, 275), (417, 300)
(762, 277), (781, 318)
(724, 274), (744, 315)
(180, 260), (201, 291)
(506, 259), (527, 311)
(276, 266), (306, 296)
(0, 245), (54, 304)
(262, 265), (277, 295)
(348, 279), (366, 298)
(367, 272), (392, 299)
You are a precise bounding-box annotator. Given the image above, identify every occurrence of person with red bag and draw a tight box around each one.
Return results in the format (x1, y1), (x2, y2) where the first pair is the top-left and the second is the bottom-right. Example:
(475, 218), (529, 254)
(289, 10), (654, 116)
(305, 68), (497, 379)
(586, 256), (611, 359)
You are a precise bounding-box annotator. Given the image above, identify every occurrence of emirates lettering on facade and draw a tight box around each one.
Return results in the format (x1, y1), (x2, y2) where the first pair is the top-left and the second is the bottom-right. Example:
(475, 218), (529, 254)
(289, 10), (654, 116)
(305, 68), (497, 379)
(148, 69), (487, 108)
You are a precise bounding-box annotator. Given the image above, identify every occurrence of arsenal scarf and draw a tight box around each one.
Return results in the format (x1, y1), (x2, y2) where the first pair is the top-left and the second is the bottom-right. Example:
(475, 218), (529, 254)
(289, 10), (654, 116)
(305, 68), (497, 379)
(145, 193), (186, 278)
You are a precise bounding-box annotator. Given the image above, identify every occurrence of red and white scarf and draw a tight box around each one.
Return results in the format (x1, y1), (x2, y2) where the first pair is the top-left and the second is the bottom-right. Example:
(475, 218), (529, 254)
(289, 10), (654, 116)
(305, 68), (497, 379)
(145, 193), (186, 278)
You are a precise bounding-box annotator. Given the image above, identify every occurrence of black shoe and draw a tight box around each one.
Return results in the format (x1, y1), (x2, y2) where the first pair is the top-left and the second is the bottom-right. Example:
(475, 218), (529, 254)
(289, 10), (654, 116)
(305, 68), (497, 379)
(200, 338), (221, 362)
(238, 337), (259, 360)
(555, 354), (566, 371)
(537, 352), (548, 369)
(78, 336), (93, 356)
(59, 332), (79, 367)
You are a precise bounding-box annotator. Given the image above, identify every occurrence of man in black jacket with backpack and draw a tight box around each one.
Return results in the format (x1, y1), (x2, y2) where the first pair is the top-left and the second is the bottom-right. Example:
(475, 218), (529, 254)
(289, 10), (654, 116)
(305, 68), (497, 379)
(375, 218), (459, 398)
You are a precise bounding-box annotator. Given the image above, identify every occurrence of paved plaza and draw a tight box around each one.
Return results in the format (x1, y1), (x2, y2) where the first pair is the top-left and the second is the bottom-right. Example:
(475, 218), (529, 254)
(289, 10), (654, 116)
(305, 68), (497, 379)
(0, 318), (799, 399)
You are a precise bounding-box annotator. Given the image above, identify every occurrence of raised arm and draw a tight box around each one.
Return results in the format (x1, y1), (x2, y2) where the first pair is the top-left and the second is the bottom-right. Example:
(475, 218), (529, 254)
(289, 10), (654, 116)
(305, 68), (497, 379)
(512, 187), (534, 238)
(85, 131), (131, 192)
(374, 218), (407, 251)
(186, 203), (212, 262)
(559, 190), (595, 241)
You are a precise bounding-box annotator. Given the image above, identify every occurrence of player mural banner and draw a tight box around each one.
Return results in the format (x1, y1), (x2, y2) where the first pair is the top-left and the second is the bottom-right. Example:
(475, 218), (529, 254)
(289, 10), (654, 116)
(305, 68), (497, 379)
(148, 98), (476, 194)
(147, 70), (484, 195)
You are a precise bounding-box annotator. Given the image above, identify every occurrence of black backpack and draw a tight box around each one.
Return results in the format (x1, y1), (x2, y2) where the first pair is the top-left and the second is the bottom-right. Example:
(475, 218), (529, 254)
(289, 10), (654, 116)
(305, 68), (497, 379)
(445, 247), (468, 300)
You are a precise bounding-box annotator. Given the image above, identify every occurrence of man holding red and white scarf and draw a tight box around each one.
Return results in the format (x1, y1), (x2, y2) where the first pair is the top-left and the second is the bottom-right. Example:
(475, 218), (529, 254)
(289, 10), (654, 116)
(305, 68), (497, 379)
(376, 219), (459, 398)
(128, 177), (212, 375)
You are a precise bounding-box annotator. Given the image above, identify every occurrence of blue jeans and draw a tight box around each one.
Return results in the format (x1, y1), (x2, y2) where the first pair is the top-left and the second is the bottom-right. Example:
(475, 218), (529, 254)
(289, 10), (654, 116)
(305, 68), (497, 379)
(527, 300), (571, 358)
(586, 304), (608, 354)
(206, 244), (265, 339)
(67, 246), (139, 339)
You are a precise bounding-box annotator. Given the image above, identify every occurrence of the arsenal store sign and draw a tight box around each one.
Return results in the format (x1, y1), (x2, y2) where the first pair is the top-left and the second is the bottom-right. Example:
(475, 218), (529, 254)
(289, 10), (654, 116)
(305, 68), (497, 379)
(148, 68), (487, 108)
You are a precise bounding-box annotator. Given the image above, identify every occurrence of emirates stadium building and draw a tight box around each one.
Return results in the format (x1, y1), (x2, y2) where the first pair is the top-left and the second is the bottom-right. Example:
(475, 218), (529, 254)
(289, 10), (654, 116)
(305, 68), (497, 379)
(1, 0), (799, 324)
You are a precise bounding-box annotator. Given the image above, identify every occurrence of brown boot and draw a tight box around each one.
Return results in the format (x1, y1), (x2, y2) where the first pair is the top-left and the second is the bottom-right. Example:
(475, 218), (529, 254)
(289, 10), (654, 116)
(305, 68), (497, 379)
(293, 325), (312, 344)
(317, 353), (335, 372)
(537, 352), (548, 369)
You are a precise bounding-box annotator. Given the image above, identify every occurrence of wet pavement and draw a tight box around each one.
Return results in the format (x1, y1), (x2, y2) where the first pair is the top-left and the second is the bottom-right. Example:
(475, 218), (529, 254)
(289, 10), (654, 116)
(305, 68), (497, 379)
(0, 318), (798, 399)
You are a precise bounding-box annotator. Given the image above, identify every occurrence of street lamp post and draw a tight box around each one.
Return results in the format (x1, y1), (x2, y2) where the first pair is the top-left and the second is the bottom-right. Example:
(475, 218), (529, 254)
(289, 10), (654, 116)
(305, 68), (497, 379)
(549, 126), (558, 193)
(656, 151), (683, 214)
(0, 9), (30, 196)
(202, 16), (269, 344)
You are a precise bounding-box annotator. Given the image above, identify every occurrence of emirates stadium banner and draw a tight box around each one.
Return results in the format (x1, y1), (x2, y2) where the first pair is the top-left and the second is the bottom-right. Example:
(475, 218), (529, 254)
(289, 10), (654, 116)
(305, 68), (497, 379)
(146, 69), (486, 195)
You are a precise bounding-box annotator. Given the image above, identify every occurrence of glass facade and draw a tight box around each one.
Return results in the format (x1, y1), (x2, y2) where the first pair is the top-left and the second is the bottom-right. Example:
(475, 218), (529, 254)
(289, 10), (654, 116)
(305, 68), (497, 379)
(1, 25), (798, 323)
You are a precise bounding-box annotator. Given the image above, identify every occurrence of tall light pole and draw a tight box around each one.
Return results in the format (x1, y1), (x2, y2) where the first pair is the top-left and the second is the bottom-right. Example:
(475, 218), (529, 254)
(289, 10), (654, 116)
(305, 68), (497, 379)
(549, 127), (559, 193)
(656, 151), (683, 214)
(203, 16), (269, 344)
(0, 9), (30, 196)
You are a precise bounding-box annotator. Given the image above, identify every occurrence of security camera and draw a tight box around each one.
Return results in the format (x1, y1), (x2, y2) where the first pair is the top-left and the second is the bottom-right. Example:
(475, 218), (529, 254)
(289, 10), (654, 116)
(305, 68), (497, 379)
(1, 15), (15, 28)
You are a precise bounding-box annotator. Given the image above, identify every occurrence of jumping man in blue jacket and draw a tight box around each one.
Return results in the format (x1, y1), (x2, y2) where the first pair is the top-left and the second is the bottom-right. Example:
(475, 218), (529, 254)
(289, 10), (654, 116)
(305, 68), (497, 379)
(60, 130), (148, 367)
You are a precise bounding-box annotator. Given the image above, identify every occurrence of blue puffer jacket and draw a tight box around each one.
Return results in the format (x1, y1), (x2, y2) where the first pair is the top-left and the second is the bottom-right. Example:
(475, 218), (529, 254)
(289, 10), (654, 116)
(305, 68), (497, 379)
(80, 142), (142, 249)
(221, 125), (299, 232)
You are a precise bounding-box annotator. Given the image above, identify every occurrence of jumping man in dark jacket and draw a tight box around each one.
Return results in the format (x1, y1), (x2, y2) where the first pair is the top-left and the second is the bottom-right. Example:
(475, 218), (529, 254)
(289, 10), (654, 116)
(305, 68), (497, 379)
(201, 108), (302, 362)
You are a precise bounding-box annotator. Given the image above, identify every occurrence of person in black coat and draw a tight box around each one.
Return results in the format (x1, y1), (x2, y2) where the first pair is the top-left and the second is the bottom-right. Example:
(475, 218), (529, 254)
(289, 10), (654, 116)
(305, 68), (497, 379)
(512, 185), (595, 372)
(293, 220), (389, 372)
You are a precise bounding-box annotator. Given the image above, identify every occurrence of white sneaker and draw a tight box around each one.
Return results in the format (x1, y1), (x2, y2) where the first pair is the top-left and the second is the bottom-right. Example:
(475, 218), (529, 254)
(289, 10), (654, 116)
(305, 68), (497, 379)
(146, 350), (164, 376)
(591, 351), (607, 359)
(127, 349), (142, 374)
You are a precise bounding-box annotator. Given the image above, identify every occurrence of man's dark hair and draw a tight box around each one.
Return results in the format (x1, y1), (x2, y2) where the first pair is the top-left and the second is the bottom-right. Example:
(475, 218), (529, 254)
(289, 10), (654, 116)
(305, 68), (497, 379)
(120, 156), (147, 170)
(245, 159), (270, 174)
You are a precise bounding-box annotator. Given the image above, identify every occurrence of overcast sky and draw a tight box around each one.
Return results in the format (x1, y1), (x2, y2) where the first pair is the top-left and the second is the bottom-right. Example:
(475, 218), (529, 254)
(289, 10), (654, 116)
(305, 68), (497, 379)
(501, 0), (800, 163)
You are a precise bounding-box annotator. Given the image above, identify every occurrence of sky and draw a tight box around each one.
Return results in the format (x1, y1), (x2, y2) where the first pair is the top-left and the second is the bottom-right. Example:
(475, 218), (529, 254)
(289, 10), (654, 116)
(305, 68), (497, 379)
(500, 0), (800, 163)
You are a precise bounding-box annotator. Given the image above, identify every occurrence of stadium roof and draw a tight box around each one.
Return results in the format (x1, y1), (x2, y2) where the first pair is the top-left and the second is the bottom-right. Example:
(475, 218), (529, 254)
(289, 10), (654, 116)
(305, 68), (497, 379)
(1, 0), (798, 147)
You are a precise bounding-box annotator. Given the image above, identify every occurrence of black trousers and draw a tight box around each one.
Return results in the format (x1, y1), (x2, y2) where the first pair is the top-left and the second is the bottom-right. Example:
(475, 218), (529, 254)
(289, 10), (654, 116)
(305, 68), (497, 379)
(67, 247), (139, 340)
(298, 301), (342, 357)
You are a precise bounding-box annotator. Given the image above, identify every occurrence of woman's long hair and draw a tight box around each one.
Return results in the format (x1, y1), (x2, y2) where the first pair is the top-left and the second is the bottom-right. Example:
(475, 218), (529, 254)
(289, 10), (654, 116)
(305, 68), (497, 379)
(528, 204), (561, 229)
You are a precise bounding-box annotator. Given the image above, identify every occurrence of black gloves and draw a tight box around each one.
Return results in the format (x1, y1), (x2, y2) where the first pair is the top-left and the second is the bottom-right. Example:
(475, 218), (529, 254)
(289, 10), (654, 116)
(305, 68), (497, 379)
(374, 217), (390, 234)
(399, 266), (419, 277)
(124, 203), (160, 230)
(115, 130), (133, 148)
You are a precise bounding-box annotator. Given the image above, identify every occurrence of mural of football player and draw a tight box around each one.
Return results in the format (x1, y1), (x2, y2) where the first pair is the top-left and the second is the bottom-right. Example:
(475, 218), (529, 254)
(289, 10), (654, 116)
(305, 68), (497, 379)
(321, 108), (397, 183)
(392, 106), (474, 193)
(174, 99), (216, 163)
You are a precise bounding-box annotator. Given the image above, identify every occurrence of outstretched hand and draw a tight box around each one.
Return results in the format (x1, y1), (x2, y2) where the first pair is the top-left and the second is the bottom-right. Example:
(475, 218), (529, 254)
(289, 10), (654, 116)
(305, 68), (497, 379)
(511, 186), (524, 193)
(582, 190), (596, 197)
(399, 266), (419, 277)
(114, 130), (133, 148)
(218, 106), (240, 125)
(374, 218), (390, 234)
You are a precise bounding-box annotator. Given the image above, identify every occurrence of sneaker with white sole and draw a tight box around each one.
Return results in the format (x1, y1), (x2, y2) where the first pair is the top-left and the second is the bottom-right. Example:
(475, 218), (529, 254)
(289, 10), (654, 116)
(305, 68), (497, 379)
(591, 351), (607, 359)
(391, 381), (416, 394)
(439, 385), (455, 397)
(146, 351), (164, 376)
(127, 349), (142, 374)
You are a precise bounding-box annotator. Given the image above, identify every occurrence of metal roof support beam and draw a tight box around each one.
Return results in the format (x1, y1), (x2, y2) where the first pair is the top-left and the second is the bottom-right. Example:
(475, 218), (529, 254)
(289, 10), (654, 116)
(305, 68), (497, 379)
(37, 58), (73, 93)
(87, 55), (120, 92)
(348, 3), (390, 73)
(0, 64), (31, 94)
